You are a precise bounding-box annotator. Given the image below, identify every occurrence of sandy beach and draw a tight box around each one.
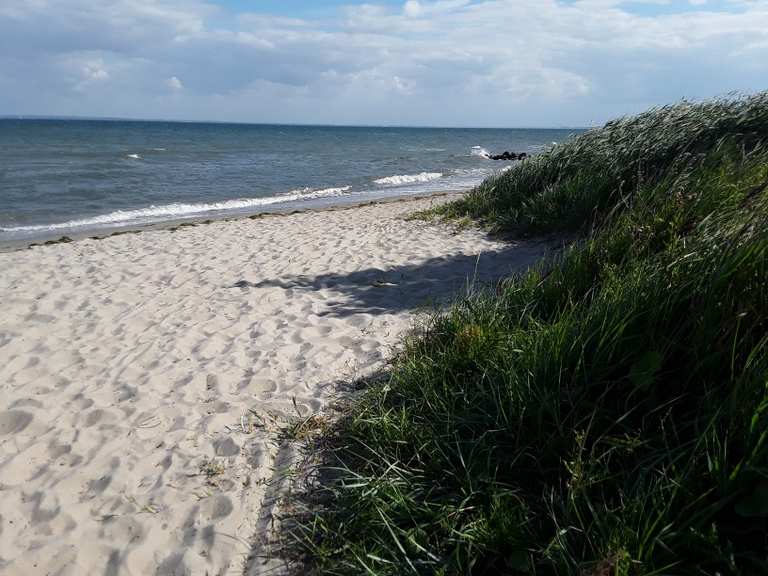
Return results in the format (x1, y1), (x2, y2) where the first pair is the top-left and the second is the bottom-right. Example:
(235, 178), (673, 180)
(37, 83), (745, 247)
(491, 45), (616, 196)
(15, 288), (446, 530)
(0, 195), (547, 575)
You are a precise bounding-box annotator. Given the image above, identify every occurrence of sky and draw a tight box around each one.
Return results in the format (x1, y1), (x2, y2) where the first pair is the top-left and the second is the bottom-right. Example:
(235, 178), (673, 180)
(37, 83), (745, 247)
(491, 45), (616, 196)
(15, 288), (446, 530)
(0, 0), (766, 127)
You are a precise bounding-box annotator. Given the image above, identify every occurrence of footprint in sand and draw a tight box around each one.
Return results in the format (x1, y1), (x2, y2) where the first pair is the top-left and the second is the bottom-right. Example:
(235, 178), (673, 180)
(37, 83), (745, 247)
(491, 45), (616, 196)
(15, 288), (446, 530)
(213, 436), (240, 457)
(0, 410), (33, 435)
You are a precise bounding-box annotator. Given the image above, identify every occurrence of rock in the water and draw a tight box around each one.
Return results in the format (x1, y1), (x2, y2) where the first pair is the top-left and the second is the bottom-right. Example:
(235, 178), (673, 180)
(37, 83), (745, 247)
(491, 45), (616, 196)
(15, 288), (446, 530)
(489, 151), (527, 161)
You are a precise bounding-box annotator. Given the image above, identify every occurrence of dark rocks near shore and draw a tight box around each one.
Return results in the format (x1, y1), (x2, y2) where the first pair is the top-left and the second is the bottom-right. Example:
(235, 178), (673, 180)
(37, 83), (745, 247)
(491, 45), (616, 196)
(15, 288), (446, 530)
(489, 151), (528, 161)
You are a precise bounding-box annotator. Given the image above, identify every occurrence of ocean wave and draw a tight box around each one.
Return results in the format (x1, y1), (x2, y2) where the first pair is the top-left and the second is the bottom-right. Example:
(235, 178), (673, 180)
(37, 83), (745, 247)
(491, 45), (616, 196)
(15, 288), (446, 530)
(471, 146), (490, 159)
(374, 172), (442, 186)
(126, 153), (141, 159)
(453, 167), (492, 176)
(1, 186), (351, 233)
(287, 185), (351, 197)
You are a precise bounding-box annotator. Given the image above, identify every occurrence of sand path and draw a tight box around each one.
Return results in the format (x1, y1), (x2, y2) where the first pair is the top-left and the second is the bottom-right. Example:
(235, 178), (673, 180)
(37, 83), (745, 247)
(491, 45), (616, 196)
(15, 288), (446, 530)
(0, 196), (546, 575)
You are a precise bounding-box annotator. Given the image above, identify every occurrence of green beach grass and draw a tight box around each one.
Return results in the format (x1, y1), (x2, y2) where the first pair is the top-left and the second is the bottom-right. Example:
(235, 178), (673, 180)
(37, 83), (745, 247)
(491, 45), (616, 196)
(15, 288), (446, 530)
(288, 93), (768, 575)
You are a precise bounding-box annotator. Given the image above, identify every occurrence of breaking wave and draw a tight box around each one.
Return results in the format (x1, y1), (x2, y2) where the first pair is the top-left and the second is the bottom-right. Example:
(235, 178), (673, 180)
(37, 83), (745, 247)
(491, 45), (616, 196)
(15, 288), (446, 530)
(1, 186), (351, 233)
(374, 172), (443, 186)
(471, 146), (491, 159)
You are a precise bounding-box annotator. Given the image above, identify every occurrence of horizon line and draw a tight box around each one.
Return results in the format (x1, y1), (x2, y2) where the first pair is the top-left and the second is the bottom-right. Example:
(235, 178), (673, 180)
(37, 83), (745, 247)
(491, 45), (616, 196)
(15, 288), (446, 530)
(0, 114), (590, 131)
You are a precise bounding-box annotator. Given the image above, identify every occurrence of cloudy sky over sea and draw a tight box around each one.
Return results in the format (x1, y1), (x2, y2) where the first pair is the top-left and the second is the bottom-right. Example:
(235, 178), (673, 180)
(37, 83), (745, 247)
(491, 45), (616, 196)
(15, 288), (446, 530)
(1, 0), (766, 126)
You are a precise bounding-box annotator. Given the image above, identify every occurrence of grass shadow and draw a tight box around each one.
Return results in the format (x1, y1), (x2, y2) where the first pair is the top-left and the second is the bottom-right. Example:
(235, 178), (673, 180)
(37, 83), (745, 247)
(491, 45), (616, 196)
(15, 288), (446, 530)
(230, 241), (552, 317)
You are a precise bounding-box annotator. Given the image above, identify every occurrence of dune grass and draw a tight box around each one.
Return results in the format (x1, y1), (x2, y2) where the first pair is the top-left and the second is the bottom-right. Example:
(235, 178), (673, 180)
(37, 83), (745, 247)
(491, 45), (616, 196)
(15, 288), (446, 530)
(288, 94), (768, 575)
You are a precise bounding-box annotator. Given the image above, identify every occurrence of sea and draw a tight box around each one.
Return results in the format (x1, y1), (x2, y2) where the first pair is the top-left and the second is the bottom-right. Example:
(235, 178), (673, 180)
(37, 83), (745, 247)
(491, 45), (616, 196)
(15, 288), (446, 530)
(0, 119), (581, 243)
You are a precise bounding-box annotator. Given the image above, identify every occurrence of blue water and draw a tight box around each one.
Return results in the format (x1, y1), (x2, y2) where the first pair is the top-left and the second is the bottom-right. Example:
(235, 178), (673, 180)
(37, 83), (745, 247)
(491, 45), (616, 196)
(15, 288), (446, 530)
(0, 120), (581, 241)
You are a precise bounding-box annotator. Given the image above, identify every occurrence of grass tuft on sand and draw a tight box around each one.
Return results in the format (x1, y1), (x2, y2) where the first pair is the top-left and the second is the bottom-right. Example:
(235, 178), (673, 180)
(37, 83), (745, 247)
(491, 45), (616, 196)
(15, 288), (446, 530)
(288, 93), (768, 575)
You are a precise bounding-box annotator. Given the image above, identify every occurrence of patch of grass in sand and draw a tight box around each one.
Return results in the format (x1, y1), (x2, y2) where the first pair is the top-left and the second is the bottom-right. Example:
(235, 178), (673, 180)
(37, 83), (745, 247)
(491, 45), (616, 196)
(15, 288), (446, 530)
(283, 414), (332, 442)
(282, 398), (334, 442)
(405, 209), (476, 233)
(404, 208), (441, 222)
(287, 93), (768, 574)
(199, 458), (225, 480)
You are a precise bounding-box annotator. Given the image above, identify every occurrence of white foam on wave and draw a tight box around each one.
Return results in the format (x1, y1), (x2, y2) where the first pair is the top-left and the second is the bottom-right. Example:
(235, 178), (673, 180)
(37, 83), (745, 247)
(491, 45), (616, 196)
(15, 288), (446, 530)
(295, 185), (351, 197)
(126, 153), (142, 159)
(374, 172), (443, 186)
(454, 167), (491, 176)
(1, 186), (352, 234)
(471, 146), (491, 159)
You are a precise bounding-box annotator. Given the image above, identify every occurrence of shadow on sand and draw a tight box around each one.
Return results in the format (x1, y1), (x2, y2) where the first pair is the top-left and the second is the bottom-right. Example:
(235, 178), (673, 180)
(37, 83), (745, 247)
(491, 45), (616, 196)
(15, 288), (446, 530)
(232, 241), (551, 317)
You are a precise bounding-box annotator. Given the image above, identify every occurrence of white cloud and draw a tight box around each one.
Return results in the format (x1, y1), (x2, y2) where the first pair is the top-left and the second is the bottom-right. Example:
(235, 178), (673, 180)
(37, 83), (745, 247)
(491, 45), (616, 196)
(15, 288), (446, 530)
(166, 75), (184, 91)
(82, 60), (109, 82)
(404, 1), (423, 17)
(54, 54), (111, 92)
(0, 0), (766, 125)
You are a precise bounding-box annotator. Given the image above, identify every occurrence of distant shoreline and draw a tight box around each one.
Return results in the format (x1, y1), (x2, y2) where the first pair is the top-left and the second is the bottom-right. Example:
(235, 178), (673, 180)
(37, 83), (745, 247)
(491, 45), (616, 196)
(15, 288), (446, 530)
(0, 116), (588, 131)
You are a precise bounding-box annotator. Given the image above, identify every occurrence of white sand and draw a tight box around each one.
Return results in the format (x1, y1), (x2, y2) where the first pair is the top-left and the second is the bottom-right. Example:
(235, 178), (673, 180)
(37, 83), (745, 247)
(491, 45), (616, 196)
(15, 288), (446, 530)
(0, 196), (547, 575)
